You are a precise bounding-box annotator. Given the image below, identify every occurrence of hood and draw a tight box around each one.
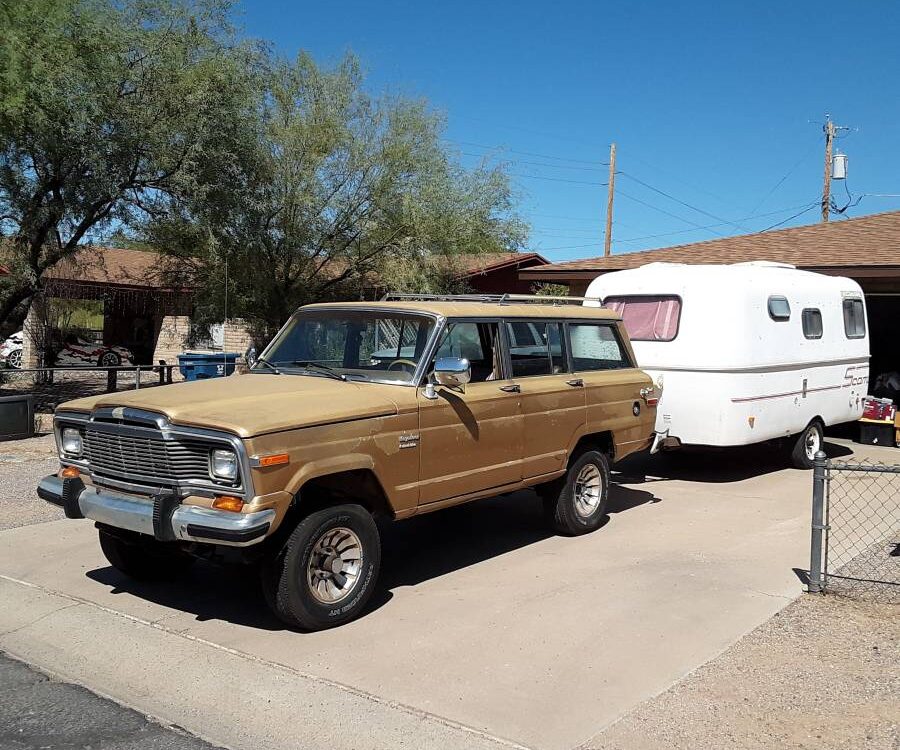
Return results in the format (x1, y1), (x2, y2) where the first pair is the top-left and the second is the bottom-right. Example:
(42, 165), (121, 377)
(57, 373), (404, 437)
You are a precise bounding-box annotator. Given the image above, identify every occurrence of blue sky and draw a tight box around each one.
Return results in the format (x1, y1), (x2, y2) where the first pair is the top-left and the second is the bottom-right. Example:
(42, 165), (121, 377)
(237, 1), (900, 262)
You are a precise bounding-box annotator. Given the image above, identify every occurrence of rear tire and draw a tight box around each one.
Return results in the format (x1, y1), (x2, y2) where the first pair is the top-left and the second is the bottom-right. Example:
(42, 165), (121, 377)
(543, 450), (610, 535)
(261, 504), (380, 631)
(98, 526), (194, 580)
(99, 351), (121, 367)
(790, 421), (823, 470)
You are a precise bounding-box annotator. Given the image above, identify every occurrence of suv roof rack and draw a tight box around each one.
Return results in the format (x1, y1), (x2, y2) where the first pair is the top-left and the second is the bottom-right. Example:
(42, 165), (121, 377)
(381, 292), (603, 306)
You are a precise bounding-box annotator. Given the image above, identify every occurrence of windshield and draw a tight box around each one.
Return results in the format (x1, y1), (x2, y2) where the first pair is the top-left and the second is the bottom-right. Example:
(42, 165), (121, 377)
(255, 309), (436, 384)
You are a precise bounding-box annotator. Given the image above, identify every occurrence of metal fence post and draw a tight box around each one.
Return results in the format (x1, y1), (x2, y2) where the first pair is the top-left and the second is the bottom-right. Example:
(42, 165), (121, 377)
(808, 450), (828, 593)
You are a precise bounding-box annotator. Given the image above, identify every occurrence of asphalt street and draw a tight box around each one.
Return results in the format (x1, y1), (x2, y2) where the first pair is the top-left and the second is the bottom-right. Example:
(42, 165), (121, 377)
(0, 652), (220, 750)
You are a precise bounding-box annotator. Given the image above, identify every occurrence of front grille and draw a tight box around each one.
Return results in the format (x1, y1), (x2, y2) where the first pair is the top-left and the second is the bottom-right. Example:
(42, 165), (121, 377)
(83, 427), (233, 489)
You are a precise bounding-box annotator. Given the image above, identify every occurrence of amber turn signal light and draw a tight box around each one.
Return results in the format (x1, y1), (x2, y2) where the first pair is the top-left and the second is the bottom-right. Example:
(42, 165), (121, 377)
(59, 466), (80, 479)
(212, 495), (244, 512)
(257, 453), (289, 467)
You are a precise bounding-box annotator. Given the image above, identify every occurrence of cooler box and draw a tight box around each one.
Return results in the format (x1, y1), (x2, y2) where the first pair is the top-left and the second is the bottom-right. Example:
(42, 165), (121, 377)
(858, 418), (895, 447)
(177, 351), (238, 381)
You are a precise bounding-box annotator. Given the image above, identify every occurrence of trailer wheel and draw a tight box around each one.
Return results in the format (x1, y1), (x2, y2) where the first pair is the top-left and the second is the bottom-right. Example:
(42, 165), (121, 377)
(790, 421), (823, 469)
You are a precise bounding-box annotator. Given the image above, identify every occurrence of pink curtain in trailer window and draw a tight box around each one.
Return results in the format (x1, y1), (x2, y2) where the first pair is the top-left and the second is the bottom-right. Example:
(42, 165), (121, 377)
(605, 297), (680, 341)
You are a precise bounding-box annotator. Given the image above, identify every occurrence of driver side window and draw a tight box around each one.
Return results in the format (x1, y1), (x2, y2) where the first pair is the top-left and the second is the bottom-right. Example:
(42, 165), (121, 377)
(433, 321), (500, 383)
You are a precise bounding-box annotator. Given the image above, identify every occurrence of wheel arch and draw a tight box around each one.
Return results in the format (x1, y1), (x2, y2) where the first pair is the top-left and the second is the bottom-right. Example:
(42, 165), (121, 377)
(570, 430), (615, 464)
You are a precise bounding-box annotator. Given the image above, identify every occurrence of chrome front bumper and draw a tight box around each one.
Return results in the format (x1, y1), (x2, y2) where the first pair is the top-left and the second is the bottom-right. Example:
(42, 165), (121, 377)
(38, 475), (275, 547)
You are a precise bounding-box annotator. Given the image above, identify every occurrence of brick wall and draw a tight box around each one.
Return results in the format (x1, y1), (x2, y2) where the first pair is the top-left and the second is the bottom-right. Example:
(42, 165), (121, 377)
(223, 318), (254, 355)
(152, 315), (191, 370)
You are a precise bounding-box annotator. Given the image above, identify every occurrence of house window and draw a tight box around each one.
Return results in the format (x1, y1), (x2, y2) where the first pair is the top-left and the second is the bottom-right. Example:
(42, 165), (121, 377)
(842, 298), (866, 339)
(768, 296), (791, 321)
(604, 295), (681, 341)
(568, 323), (631, 371)
(802, 309), (823, 339)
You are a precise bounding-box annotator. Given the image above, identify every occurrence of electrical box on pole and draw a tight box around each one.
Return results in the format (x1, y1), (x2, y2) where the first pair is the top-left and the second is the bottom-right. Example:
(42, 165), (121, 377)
(832, 152), (848, 180)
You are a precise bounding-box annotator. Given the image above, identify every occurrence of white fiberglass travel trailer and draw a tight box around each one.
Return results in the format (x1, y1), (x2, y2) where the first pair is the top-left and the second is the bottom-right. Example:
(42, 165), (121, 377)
(585, 262), (870, 468)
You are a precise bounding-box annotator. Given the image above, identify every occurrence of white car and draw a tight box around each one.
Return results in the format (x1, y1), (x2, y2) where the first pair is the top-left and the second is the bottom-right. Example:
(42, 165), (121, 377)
(0, 331), (23, 369)
(0, 331), (133, 368)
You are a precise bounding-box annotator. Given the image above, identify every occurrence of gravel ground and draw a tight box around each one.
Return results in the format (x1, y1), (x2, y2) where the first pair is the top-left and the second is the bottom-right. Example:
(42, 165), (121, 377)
(586, 594), (900, 750)
(0, 652), (221, 749)
(0, 434), (62, 531)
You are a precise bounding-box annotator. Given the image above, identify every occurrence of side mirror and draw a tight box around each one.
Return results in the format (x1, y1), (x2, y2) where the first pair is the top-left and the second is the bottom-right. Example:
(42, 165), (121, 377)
(434, 357), (471, 388)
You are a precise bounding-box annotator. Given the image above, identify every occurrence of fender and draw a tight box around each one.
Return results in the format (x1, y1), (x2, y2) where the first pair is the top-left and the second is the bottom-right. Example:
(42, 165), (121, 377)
(283, 453), (379, 498)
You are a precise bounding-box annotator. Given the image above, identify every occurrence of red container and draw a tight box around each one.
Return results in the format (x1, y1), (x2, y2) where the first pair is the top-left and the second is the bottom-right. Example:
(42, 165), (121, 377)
(862, 397), (895, 422)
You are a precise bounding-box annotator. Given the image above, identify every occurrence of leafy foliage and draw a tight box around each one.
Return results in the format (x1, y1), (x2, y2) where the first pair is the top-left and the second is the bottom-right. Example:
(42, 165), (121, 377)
(0, 0), (259, 327)
(151, 51), (526, 343)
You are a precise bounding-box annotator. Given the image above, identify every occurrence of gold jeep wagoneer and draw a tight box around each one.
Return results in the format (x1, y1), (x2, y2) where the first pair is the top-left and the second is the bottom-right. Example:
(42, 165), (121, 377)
(39, 295), (658, 630)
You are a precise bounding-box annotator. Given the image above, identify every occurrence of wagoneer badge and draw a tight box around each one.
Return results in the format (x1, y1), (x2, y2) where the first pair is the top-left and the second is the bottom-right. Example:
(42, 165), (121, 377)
(399, 434), (420, 449)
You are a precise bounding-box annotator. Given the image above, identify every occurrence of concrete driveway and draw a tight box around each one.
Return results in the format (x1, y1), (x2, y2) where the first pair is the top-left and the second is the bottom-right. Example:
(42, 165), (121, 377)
(0, 439), (888, 750)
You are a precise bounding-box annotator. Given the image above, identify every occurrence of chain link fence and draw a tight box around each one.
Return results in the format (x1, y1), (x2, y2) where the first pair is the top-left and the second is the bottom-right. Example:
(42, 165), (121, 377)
(809, 452), (900, 602)
(0, 365), (179, 414)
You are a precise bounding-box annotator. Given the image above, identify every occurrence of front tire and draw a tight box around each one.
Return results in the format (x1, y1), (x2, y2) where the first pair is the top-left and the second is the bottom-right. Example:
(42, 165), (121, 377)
(98, 526), (195, 580)
(261, 504), (380, 631)
(544, 449), (610, 535)
(790, 421), (823, 469)
(99, 351), (121, 367)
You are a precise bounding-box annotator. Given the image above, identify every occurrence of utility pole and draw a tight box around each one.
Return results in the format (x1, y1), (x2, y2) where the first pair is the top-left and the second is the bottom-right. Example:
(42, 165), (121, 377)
(604, 142), (616, 256)
(821, 115), (851, 222)
(821, 118), (835, 222)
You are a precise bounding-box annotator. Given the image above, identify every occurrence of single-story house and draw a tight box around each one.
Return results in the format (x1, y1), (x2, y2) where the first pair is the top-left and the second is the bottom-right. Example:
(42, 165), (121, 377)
(15, 246), (545, 367)
(520, 209), (900, 389)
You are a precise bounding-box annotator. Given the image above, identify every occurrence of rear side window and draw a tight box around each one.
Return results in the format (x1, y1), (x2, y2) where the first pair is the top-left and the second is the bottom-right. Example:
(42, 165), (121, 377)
(604, 295), (681, 341)
(768, 296), (791, 321)
(802, 309), (823, 339)
(568, 323), (631, 371)
(506, 321), (567, 377)
(843, 298), (866, 339)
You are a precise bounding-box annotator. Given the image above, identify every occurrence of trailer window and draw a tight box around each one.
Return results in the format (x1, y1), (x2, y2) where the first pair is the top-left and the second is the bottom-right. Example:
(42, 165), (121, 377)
(569, 323), (631, 371)
(768, 296), (791, 321)
(802, 309), (823, 339)
(603, 295), (680, 341)
(843, 298), (866, 339)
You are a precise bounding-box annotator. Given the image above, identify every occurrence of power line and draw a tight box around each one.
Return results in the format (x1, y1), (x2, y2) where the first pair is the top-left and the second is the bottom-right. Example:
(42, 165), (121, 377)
(615, 189), (726, 236)
(622, 151), (744, 211)
(460, 152), (607, 172)
(761, 202), (819, 231)
(618, 172), (746, 230)
(446, 139), (607, 166)
(614, 202), (821, 244)
(749, 147), (817, 215)
(511, 173), (608, 186)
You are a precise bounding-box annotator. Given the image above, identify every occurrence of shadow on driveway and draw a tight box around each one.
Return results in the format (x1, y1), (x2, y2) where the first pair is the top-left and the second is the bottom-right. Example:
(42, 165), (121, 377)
(84, 482), (659, 631)
(615, 440), (853, 485)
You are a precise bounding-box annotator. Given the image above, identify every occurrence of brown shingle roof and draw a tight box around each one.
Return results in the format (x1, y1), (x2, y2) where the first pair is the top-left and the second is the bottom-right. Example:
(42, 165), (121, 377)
(44, 246), (168, 289)
(454, 251), (547, 277)
(521, 210), (900, 280)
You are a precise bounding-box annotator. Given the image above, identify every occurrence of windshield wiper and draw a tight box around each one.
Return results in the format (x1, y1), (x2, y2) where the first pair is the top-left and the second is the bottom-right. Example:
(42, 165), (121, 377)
(291, 361), (347, 381)
(253, 357), (280, 374)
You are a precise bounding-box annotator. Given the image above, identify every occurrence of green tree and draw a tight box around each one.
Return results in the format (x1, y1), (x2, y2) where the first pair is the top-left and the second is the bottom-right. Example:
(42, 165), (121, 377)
(0, 0), (259, 329)
(150, 52), (527, 343)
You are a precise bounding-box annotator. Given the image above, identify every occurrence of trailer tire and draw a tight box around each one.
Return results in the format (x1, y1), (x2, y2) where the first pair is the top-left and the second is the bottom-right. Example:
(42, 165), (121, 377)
(790, 421), (823, 470)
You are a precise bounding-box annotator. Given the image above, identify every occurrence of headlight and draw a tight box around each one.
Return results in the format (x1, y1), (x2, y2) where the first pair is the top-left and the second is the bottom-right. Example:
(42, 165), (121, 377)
(61, 427), (82, 457)
(210, 448), (238, 481)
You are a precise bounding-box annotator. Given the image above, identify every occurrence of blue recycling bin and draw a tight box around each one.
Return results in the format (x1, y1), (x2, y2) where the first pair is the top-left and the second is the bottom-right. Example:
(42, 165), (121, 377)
(177, 351), (239, 381)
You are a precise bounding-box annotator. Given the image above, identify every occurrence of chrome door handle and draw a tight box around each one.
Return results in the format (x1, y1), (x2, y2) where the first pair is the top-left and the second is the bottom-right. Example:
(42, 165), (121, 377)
(566, 378), (584, 387)
(499, 384), (521, 393)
